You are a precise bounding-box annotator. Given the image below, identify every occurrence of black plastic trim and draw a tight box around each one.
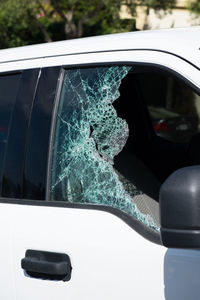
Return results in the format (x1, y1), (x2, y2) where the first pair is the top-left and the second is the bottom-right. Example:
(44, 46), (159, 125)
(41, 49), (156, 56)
(161, 228), (200, 249)
(160, 166), (200, 248)
(21, 249), (72, 281)
(0, 70), (22, 76)
(45, 68), (65, 200)
(0, 197), (161, 245)
(23, 67), (60, 200)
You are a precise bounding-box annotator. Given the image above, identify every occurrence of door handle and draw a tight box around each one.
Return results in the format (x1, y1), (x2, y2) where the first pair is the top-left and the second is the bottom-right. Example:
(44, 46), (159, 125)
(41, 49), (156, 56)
(21, 249), (72, 281)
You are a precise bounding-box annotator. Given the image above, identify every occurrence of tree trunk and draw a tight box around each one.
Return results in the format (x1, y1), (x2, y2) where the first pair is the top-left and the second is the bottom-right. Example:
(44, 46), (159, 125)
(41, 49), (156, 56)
(143, 6), (150, 30)
(33, 16), (52, 43)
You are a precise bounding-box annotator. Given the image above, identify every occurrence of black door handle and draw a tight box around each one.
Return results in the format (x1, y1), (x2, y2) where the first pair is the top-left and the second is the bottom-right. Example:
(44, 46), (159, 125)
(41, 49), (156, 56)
(21, 250), (72, 281)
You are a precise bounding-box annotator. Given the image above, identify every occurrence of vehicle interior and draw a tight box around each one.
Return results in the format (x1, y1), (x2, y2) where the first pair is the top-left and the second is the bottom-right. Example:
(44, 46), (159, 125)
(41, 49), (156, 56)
(113, 64), (200, 227)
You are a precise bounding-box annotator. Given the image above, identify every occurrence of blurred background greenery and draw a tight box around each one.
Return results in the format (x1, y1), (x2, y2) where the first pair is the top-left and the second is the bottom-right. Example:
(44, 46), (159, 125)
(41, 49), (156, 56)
(0, 0), (199, 49)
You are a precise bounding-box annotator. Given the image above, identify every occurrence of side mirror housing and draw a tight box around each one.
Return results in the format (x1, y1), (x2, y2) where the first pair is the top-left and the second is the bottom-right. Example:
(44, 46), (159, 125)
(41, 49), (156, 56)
(160, 166), (200, 248)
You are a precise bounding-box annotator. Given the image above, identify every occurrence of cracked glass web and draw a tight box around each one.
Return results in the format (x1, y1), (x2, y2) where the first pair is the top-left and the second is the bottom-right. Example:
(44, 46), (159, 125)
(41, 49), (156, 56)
(51, 66), (159, 232)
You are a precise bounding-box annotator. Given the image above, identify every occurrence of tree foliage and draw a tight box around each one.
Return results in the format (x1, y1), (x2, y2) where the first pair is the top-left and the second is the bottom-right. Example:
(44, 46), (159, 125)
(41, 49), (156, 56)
(188, 0), (200, 15)
(0, 0), (42, 48)
(0, 0), (176, 49)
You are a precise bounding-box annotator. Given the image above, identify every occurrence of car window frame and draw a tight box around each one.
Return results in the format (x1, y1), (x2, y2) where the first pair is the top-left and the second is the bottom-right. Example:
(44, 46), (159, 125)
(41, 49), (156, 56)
(0, 59), (198, 246)
(44, 61), (199, 244)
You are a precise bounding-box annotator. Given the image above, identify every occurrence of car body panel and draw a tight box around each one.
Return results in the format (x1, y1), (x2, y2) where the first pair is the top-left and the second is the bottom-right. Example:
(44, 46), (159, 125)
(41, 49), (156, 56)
(0, 27), (199, 69)
(0, 50), (199, 90)
(1, 202), (166, 300)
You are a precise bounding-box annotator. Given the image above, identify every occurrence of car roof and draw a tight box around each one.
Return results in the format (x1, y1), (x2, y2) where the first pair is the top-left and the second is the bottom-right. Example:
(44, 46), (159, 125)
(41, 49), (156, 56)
(0, 26), (200, 68)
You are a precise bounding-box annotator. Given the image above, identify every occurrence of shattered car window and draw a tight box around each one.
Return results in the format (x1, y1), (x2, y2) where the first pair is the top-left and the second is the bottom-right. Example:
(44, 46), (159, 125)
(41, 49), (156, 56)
(51, 66), (159, 232)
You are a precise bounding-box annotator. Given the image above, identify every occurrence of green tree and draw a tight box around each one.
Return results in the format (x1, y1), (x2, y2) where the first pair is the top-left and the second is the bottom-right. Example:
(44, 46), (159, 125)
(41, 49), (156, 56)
(126, 0), (176, 30)
(188, 0), (200, 15)
(46, 0), (177, 39)
(0, 0), (44, 48)
(0, 0), (177, 49)
(38, 0), (137, 39)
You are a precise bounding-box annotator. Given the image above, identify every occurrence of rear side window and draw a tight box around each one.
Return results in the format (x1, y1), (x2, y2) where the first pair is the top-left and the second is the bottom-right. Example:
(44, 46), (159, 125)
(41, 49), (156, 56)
(0, 73), (21, 192)
(50, 66), (160, 232)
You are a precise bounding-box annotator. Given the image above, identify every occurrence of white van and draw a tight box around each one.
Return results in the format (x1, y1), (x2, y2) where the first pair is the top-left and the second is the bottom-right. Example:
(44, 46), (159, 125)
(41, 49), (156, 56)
(0, 26), (200, 300)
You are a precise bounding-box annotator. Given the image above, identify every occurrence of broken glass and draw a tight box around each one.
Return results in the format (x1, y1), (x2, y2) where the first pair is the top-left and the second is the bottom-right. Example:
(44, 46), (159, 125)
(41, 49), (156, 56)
(51, 66), (159, 232)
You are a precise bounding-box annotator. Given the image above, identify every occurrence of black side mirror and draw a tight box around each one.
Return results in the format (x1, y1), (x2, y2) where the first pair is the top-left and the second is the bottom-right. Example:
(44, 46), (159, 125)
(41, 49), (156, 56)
(160, 166), (200, 248)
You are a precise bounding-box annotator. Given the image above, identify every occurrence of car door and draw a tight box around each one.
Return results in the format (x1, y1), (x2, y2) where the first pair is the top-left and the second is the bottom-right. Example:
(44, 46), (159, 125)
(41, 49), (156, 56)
(1, 50), (200, 300)
(1, 64), (163, 300)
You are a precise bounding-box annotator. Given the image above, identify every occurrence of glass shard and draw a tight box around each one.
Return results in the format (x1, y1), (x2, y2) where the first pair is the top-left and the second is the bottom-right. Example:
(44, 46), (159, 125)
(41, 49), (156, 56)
(52, 66), (159, 232)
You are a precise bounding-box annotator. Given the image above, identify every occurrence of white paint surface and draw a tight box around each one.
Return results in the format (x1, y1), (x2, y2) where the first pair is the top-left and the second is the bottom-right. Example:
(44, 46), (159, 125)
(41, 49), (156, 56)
(1, 203), (166, 300)
(1, 203), (200, 300)
(0, 27), (199, 69)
